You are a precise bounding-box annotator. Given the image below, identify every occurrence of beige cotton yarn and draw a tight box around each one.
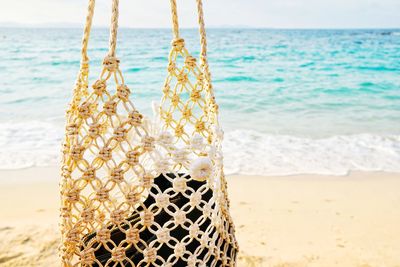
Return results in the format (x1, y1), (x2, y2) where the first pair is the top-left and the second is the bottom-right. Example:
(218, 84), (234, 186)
(60, 0), (238, 266)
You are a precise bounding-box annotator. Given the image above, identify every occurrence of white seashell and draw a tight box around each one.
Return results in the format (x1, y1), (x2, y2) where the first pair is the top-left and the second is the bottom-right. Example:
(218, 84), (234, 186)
(189, 157), (213, 182)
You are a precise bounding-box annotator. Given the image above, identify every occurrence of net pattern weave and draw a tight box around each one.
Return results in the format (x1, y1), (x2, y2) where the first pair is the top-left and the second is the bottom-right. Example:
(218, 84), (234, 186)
(60, 0), (238, 266)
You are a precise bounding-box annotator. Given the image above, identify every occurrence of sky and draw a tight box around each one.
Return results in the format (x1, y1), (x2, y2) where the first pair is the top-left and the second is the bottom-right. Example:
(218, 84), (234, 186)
(0, 0), (399, 29)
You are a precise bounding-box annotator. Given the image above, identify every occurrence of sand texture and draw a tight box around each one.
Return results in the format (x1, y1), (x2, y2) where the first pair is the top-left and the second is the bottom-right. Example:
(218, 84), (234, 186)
(0, 168), (399, 266)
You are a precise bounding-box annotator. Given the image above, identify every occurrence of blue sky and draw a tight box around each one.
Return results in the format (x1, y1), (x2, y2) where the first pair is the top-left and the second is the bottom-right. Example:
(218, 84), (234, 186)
(0, 0), (399, 28)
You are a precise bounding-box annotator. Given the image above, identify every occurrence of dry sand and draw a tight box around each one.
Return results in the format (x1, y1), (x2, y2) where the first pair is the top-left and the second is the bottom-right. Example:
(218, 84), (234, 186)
(0, 167), (399, 266)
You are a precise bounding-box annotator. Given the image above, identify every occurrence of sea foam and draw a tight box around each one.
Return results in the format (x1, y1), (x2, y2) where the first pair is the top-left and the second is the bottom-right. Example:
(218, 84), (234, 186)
(1, 121), (399, 176)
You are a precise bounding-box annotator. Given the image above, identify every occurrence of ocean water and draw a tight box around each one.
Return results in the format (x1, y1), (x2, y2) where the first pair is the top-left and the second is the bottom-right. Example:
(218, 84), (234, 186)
(0, 28), (400, 175)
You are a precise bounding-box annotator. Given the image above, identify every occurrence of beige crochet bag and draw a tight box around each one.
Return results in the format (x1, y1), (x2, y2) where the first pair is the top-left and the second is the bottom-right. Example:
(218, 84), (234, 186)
(60, 0), (238, 266)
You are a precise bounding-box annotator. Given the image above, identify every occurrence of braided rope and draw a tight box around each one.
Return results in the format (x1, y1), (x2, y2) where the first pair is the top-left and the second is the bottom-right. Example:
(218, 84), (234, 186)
(196, 0), (208, 69)
(170, 0), (180, 39)
(81, 0), (95, 64)
(108, 0), (119, 57)
(70, 0), (95, 112)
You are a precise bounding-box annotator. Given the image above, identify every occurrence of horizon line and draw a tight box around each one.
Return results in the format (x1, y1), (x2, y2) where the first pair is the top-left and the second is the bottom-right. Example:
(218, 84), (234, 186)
(0, 21), (400, 30)
(0, 25), (399, 30)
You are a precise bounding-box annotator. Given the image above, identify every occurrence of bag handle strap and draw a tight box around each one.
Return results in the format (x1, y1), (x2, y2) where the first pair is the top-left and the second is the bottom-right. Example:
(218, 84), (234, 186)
(196, 0), (209, 72)
(195, 0), (220, 130)
(108, 0), (119, 58)
(80, 0), (96, 66)
(70, 0), (95, 109)
(101, 0), (122, 80)
(71, 0), (122, 109)
(170, 0), (180, 39)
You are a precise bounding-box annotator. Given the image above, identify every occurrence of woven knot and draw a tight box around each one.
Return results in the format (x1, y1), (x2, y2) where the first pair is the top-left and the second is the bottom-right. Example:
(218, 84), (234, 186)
(96, 228), (111, 243)
(174, 124), (184, 137)
(172, 38), (185, 51)
(200, 235), (208, 247)
(144, 247), (157, 263)
(80, 60), (89, 76)
(80, 248), (95, 265)
(189, 223), (200, 238)
(61, 166), (71, 178)
(162, 83), (170, 94)
(128, 110), (143, 126)
(81, 208), (95, 223)
(164, 112), (173, 124)
(70, 145), (84, 161)
(113, 126), (127, 142)
(177, 71), (188, 83)
(174, 210), (186, 225)
(92, 80), (107, 95)
(167, 62), (176, 73)
(110, 209), (125, 224)
(103, 56), (120, 72)
(60, 206), (71, 219)
(195, 121), (206, 132)
(197, 73), (205, 86)
(190, 90), (201, 102)
(188, 255), (197, 267)
(111, 247), (126, 262)
(78, 101), (92, 118)
(190, 192), (202, 207)
(203, 203), (212, 217)
(173, 177), (187, 192)
(142, 174), (153, 189)
(116, 84), (130, 101)
(103, 100), (117, 116)
(99, 147), (112, 161)
(82, 167), (95, 181)
(66, 228), (80, 243)
(141, 136), (155, 152)
(126, 190), (141, 205)
(88, 123), (101, 138)
(110, 167), (124, 183)
(171, 93), (180, 106)
(156, 228), (170, 243)
(185, 56), (197, 69)
(209, 96), (219, 112)
(126, 150), (140, 166)
(126, 228), (140, 244)
(220, 226), (227, 240)
(142, 210), (154, 227)
(174, 242), (185, 258)
(96, 187), (109, 202)
(66, 189), (80, 203)
(156, 193), (170, 208)
(66, 123), (79, 136)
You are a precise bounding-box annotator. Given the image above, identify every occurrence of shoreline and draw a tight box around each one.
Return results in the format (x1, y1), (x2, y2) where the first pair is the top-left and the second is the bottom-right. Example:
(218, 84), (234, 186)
(0, 168), (399, 266)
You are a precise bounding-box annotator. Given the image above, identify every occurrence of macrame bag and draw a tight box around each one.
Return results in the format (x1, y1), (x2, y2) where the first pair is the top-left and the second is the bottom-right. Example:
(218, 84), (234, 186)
(60, 0), (238, 266)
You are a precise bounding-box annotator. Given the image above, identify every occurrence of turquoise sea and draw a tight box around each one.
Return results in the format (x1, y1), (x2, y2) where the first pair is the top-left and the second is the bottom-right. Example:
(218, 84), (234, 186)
(0, 28), (400, 174)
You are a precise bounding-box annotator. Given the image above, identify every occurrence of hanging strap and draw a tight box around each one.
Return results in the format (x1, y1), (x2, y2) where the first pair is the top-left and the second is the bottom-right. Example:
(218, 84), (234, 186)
(195, 0), (220, 129)
(71, 0), (96, 106)
(196, 0), (209, 72)
(101, 0), (121, 75)
(108, 0), (119, 58)
(80, 0), (96, 66)
(170, 0), (180, 39)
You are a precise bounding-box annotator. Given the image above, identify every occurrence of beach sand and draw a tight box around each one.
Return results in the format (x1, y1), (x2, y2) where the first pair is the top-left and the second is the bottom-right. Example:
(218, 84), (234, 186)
(0, 168), (399, 266)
